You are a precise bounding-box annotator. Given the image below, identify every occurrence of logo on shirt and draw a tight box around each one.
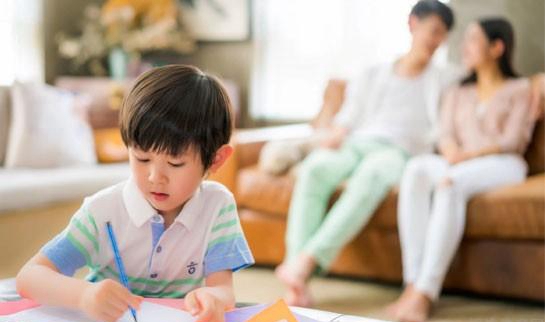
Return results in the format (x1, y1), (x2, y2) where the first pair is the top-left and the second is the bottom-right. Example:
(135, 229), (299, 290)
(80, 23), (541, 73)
(187, 261), (198, 275)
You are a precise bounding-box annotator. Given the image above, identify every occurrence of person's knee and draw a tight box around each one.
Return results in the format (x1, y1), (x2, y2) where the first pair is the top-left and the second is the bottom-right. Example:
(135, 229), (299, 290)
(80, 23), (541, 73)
(405, 155), (434, 176)
(438, 177), (453, 188)
(300, 150), (334, 178)
(403, 156), (440, 187)
(350, 160), (398, 189)
(434, 177), (458, 199)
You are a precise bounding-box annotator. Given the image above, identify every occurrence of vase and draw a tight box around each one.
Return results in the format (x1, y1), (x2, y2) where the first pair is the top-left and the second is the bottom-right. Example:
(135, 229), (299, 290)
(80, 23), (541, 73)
(108, 47), (129, 81)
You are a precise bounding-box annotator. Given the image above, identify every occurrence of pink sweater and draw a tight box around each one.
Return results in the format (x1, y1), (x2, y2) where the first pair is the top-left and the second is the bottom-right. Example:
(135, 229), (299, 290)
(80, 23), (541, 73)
(439, 78), (535, 155)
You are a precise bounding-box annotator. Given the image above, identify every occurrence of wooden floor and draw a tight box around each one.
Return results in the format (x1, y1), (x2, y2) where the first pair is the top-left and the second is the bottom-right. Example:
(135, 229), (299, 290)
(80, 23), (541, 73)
(234, 267), (545, 322)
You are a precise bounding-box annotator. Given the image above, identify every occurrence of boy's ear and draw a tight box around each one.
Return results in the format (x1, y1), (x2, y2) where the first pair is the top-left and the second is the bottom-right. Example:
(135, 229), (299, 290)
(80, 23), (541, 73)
(208, 144), (234, 173)
(408, 15), (417, 34)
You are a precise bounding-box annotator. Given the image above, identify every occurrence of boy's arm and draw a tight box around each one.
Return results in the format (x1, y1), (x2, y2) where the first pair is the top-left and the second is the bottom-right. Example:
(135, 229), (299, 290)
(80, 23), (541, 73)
(16, 253), (89, 308)
(186, 193), (254, 322)
(202, 270), (235, 309)
(16, 253), (142, 322)
(185, 271), (235, 322)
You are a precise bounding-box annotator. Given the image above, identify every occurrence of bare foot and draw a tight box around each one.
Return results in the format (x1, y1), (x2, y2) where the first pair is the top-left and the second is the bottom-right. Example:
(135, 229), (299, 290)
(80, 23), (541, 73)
(284, 286), (314, 307)
(275, 263), (305, 293)
(385, 286), (432, 322)
(385, 284), (415, 317)
(275, 253), (317, 307)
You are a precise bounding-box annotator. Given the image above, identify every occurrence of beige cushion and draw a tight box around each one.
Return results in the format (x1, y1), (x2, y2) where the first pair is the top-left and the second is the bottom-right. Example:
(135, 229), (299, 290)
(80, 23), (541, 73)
(5, 82), (97, 168)
(0, 86), (10, 166)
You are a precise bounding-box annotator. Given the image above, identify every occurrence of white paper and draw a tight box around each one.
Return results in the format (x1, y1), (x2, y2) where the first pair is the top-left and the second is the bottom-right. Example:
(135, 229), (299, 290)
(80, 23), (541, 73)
(3, 301), (196, 322)
(119, 302), (195, 322)
(2, 305), (95, 322)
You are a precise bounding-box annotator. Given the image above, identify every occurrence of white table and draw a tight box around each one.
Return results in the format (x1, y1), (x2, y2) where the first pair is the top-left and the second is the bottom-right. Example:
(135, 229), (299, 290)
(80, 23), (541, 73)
(292, 306), (388, 322)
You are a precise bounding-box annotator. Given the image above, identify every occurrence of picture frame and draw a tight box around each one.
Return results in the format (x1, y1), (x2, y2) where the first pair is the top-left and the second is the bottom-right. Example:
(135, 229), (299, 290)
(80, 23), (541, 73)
(180, 0), (251, 42)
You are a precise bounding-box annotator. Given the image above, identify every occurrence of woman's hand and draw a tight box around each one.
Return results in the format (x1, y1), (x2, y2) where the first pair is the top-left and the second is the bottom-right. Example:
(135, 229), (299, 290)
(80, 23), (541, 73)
(185, 288), (226, 322)
(444, 150), (468, 164)
(78, 279), (143, 322)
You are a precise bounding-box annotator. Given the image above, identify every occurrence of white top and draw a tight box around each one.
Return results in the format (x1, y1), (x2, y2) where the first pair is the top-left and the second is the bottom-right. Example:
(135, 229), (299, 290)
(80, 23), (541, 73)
(42, 178), (254, 298)
(334, 61), (462, 155)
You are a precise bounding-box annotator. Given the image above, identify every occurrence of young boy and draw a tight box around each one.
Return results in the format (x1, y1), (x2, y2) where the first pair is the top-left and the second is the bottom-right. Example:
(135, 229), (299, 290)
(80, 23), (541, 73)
(16, 65), (255, 322)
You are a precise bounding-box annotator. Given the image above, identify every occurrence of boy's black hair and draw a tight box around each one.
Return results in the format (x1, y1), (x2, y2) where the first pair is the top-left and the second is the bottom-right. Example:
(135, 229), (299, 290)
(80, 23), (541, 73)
(120, 64), (233, 170)
(410, 0), (454, 31)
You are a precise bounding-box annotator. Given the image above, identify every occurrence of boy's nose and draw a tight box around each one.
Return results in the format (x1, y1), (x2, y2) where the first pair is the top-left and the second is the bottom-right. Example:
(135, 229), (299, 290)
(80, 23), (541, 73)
(148, 167), (167, 184)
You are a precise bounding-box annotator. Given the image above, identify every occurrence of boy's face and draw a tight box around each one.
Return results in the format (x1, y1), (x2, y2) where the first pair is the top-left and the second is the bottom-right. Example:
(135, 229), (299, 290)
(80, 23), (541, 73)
(129, 146), (205, 218)
(409, 14), (449, 61)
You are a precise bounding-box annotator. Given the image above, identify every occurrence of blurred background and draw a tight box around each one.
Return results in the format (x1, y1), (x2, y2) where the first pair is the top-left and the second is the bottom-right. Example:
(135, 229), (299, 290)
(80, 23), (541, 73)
(0, 1), (544, 321)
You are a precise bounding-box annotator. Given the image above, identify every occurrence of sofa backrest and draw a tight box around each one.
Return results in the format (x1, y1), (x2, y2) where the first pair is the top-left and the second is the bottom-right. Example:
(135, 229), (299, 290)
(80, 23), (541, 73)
(525, 118), (544, 175)
(0, 86), (10, 166)
(525, 74), (545, 175)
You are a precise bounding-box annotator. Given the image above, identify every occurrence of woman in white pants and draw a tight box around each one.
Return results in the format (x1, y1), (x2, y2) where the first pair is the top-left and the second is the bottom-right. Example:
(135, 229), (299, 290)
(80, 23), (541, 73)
(387, 18), (539, 322)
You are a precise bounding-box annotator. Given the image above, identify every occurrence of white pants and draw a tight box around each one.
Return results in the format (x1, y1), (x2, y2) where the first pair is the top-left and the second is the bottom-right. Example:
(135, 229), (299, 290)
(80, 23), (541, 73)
(398, 154), (527, 300)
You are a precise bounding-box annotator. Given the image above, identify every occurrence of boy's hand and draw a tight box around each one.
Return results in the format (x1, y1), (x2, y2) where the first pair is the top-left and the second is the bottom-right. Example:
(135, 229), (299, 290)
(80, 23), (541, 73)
(185, 288), (226, 322)
(78, 279), (143, 322)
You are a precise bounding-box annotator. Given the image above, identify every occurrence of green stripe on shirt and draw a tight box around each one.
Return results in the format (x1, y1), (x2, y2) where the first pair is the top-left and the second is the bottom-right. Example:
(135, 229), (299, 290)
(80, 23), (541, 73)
(66, 232), (92, 266)
(104, 266), (203, 288)
(218, 204), (235, 216)
(211, 218), (238, 233)
(84, 208), (99, 236)
(132, 289), (187, 298)
(95, 268), (202, 298)
(72, 218), (99, 252)
(207, 232), (243, 250)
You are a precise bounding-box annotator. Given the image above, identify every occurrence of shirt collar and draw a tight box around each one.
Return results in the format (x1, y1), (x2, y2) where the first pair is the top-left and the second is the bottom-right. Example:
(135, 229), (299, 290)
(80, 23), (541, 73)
(173, 184), (203, 230)
(122, 177), (203, 230)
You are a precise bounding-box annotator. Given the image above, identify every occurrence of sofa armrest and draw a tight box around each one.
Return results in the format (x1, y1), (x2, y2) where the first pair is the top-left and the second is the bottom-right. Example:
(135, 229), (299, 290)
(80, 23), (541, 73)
(208, 124), (314, 194)
(235, 123), (314, 168)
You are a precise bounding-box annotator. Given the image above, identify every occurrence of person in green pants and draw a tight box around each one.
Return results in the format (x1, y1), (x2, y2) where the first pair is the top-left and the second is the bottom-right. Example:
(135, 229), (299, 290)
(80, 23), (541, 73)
(275, 0), (460, 307)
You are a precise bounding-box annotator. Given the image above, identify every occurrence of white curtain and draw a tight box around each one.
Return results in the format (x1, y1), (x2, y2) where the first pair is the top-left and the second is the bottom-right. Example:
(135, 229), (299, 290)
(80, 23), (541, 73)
(0, 0), (44, 85)
(250, 0), (448, 121)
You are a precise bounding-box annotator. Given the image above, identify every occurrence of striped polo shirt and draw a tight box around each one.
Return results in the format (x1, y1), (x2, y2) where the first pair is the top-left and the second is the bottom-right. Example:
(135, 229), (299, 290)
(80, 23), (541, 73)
(41, 177), (254, 298)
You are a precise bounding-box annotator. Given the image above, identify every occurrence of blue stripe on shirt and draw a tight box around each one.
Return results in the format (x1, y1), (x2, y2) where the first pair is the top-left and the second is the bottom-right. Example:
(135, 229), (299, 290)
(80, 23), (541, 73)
(41, 234), (87, 276)
(204, 237), (254, 276)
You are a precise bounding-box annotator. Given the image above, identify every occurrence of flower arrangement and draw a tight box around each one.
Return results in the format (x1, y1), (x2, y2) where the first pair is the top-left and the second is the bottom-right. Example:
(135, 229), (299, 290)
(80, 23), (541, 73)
(57, 0), (196, 76)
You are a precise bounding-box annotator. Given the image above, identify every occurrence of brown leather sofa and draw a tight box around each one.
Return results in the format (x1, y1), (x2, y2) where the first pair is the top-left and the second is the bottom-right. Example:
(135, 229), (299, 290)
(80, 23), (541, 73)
(218, 77), (545, 301)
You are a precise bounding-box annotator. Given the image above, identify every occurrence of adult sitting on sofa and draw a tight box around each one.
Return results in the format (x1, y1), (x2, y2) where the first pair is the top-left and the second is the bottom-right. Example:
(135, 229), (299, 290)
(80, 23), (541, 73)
(389, 17), (541, 322)
(275, 0), (459, 307)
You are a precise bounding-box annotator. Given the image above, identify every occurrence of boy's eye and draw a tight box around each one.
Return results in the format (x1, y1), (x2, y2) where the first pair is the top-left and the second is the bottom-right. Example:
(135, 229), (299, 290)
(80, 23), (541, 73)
(169, 162), (186, 168)
(136, 158), (150, 163)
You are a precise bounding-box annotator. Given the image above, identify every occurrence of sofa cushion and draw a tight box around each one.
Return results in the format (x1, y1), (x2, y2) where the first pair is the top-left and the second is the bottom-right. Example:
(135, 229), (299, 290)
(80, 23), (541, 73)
(237, 166), (295, 218)
(0, 86), (10, 166)
(0, 163), (130, 212)
(465, 174), (545, 240)
(237, 166), (544, 240)
(5, 82), (96, 168)
(368, 175), (545, 240)
(93, 128), (129, 163)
